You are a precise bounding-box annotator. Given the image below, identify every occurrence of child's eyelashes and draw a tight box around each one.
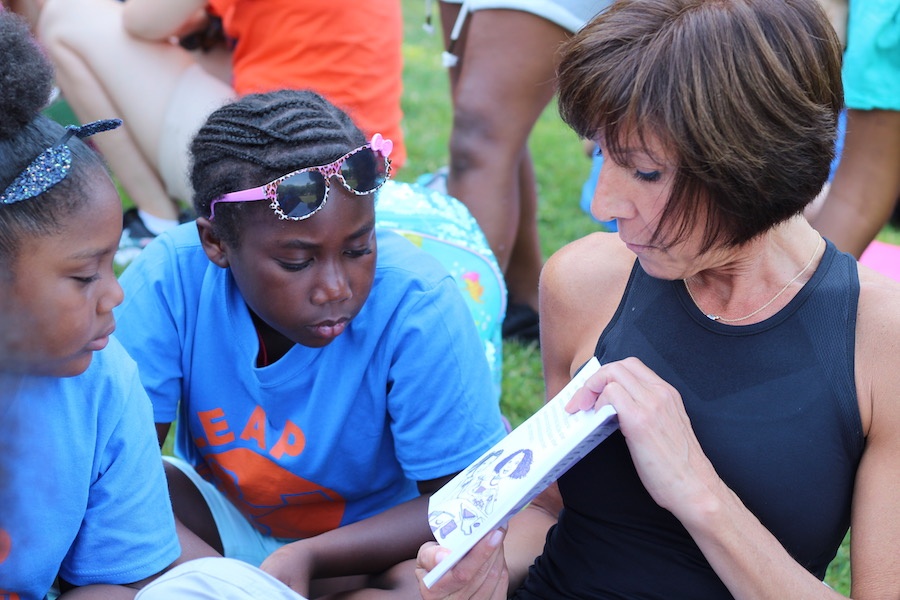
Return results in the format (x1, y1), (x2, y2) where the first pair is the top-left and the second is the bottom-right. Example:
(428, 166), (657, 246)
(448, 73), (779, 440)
(72, 274), (101, 285)
(278, 260), (313, 272)
(277, 247), (372, 271)
(344, 247), (373, 259)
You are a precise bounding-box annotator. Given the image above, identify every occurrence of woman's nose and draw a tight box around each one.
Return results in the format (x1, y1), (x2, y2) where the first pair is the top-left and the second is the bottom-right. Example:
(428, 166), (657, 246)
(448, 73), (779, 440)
(591, 161), (622, 222)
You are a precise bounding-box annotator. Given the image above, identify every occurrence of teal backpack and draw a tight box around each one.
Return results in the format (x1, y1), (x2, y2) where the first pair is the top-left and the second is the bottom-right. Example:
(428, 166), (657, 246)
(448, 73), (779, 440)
(375, 181), (506, 402)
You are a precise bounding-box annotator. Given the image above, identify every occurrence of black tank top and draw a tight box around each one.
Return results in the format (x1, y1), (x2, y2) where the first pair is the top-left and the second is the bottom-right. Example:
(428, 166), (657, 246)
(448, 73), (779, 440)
(515, 240), (863, 599)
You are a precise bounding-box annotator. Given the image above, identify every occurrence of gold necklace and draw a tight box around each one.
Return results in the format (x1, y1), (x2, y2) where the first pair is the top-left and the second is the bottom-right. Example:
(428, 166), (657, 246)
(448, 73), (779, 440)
(683, 236), (823, 323)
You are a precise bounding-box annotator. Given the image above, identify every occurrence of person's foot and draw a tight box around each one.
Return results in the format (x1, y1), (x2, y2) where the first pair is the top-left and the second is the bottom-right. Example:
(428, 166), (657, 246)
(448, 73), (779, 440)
(115, 207), (195, 269)
(502, 302), (540, 345)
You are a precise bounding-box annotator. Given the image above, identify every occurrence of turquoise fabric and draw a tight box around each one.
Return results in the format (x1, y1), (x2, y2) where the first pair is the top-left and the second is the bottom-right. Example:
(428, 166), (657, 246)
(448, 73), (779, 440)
(843, 0), (900, 110)
(375, 181), (506, 401)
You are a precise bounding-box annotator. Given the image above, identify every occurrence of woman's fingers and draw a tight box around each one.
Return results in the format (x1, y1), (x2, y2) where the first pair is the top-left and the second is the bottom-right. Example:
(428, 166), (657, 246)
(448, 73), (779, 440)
(416, 529), (508, 600)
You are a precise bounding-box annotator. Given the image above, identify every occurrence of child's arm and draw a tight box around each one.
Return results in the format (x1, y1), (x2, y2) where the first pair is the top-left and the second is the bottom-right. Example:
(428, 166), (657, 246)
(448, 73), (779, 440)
(59, 517), (222, 598)
(259, 474), (456, 596)
(57, 585), (142, 599)
(155, 422), (173, 448)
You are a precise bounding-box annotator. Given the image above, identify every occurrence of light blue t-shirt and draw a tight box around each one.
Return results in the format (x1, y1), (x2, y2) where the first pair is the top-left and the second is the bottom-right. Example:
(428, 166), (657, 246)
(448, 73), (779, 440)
(115, 224), (506, 540)
(0, 339), (180, 600)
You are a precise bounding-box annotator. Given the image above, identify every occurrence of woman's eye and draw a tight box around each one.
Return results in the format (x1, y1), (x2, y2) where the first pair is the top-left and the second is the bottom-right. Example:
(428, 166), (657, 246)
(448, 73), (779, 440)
(633, 169), (662, 183)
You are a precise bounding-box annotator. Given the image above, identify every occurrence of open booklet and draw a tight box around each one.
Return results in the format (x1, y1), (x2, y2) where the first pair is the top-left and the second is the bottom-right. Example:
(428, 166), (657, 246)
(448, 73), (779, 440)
(423, 357), (619, 588)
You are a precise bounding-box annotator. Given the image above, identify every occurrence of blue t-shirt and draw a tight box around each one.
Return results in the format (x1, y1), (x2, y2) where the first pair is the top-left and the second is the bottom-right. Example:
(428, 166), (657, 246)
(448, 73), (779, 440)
(115, 224), (506, 540)
(0, 339), (180, 600)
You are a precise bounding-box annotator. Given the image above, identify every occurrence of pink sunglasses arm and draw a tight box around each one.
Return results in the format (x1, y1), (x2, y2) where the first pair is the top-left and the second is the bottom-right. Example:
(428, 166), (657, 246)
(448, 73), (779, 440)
(209, 186), (267, 220)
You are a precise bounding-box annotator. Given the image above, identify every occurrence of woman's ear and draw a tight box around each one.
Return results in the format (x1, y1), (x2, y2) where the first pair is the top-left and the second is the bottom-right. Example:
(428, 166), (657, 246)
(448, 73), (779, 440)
(196, 218), (230, 268)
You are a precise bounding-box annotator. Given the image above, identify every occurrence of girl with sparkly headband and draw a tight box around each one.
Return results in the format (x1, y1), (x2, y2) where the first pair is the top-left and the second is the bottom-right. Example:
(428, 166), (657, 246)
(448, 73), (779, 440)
(112, 88), (507, 598)
(0, 10), (223, 598)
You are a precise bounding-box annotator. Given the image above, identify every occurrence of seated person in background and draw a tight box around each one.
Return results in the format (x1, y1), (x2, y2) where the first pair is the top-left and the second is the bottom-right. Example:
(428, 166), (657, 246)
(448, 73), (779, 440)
(417, 0), (900, 597)
(0, 12), (214, 598)
(33, 0), (405, 258)
(113, 89), (507, 599)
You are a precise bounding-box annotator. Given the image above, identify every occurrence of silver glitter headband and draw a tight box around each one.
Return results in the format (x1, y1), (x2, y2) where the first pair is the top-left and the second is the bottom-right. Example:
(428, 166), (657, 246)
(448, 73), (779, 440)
(0, 118), (122, 205)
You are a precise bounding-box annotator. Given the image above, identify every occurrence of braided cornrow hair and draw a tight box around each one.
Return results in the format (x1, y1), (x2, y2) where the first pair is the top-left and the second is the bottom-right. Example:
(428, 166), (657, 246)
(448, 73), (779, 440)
(190, 89), (367, 246)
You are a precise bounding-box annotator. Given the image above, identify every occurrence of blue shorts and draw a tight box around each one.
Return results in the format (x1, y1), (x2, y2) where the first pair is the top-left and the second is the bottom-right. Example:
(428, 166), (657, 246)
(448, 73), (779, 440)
(164, 456), (293, 566)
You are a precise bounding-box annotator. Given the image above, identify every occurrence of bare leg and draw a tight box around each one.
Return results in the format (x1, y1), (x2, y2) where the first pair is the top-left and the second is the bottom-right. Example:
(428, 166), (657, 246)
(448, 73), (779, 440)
(443, 9), (566, 311)
(810, 109), (900, 258)
(4, 0), (41, 31)
(38, 0), (231, 219)
(505, 152), (542, 308)
(315, 559), (420, 599)
(164, 460), (224, 554)
(439, 3), (541, 309)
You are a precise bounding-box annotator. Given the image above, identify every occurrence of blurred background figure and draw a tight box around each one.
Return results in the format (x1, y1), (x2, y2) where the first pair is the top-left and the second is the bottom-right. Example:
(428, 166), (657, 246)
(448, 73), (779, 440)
(808, 0), (900, 258)
(429, 0), (607, 344)
(31, 0), (405, 264)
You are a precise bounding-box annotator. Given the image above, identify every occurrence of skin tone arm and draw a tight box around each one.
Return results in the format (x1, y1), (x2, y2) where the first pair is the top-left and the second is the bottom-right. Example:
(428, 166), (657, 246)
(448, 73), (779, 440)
(809, 109), (900, 259)
(258, 474), (457, 597)
(564, 251), (900, 598)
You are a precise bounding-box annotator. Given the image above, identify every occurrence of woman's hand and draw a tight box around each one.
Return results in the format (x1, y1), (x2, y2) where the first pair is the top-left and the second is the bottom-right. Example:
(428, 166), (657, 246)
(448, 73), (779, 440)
(566, 357), (721, 521)
(416, 529), (509, 600)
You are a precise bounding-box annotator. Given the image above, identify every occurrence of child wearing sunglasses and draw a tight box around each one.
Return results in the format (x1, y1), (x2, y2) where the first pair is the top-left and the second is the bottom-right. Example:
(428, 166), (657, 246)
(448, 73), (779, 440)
(113, 89), (508, 598)
(0, 11), (190, 598)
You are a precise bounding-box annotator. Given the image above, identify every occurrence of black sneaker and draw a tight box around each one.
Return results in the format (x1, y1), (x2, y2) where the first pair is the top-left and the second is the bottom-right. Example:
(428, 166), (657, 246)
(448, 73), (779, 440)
(502, 302), (540, 345)
(178, 207), (197, 224)
(115, 208), (156, 268)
